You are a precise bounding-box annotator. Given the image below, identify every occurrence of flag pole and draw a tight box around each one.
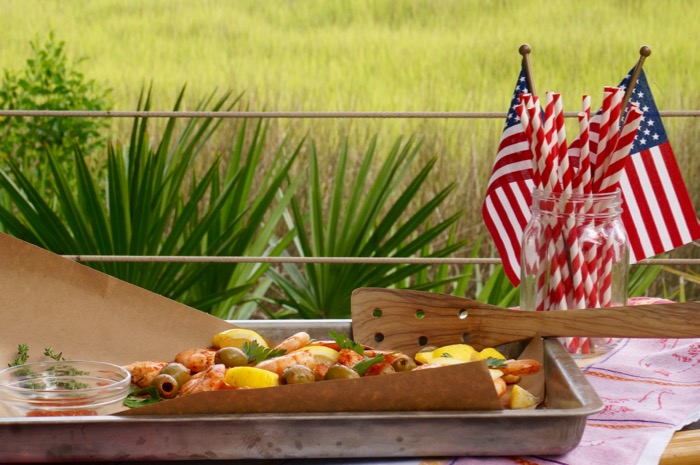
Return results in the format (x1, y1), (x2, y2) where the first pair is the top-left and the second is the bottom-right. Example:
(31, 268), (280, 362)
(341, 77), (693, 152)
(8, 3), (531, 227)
(622, 45), (652, 110)
(519, 44), (536, 96)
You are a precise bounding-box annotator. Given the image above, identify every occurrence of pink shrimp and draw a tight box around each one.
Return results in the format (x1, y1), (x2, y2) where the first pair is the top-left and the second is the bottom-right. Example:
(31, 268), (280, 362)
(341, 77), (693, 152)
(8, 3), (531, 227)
(494, 359), (542, 377)
(363, 349), (409, 363)
(175, 348), (216, 373)
(123, 361), (168, 388)
(363, 359), (395, 376)
(179, 364), (228, 395)
(254, 350), (316, 376)
(337, 348), (365, 367)
(313, 360), (332, 380)
(493, 377), (507, 397)
(273, 331), (311, 354)
(307, 340), (373, 352)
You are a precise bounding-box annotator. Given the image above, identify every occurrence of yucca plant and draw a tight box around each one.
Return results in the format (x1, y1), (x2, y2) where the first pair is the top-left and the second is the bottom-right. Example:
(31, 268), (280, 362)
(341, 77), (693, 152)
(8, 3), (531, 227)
(265, 136), (469, 319)
(0, 87), (302, 318)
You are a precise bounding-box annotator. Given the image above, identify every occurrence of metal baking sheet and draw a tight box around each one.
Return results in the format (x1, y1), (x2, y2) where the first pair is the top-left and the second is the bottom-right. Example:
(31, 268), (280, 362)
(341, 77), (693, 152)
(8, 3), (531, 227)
(0, 320), (603, 462)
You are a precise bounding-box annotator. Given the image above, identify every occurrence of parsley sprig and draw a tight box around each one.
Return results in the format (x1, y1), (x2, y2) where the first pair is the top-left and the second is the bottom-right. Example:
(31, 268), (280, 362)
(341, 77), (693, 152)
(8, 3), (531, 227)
(329, 330), (364, 355)
(353, 354), (386, 376)
(486, 357), (508, 369)
(124, 385), (163, 408)
(243, 340), (286, 364)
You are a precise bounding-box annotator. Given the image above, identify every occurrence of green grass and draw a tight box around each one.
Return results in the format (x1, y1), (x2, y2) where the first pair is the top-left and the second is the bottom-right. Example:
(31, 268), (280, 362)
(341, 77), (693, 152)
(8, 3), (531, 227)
(1, 0), (699, 296)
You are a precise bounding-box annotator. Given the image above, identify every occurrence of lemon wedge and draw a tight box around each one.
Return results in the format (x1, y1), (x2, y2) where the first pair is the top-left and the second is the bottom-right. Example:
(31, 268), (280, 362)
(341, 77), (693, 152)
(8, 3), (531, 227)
(212, 328), (268, 350)
(431, 344), (478, 362)
(509, 385), (542, 409)
(224, 366), (279, 388)
(415, 353), (467, 366)
(295, 345), (340, 365)
(478, 347), (506, 361)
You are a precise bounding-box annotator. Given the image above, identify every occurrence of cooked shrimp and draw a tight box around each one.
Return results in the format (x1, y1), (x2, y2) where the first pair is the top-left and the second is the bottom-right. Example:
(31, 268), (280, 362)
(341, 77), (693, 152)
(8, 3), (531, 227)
(307, 340), (373, 352)
(123, 361), (168, 388)
(495, 359), (542, 376)
(273, 331), (311, 354)
(179, 364), (228, 396)
(493, 377), (507, 397)
(363, 359), (395, 376)
(255, 350), (316, 376)
(337, 348), (365, 367)
(175, 348), (216, 373)
(364, 349), (408, 363)
(313, 360), (332, 380)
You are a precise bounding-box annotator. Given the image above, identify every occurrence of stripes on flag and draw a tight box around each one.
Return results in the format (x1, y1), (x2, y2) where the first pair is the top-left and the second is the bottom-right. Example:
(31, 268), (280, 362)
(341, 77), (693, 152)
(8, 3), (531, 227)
(482, 65), (535, 284)
(573, 68), (700, 264)
(483, 65), (700, 287)
(620, 143), (700, 261)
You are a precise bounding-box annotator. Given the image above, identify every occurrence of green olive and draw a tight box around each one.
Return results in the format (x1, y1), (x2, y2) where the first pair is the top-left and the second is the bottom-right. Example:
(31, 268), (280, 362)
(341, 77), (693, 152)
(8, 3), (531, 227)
(152, 373), (180, 399)
(215, 347), (248, 368)
(324, 364), (360, 381)
(391, 355), (417, 372)
(281, 364), (316, 385)
(417, 345), (438, 354)
(159, 362), (191, 386)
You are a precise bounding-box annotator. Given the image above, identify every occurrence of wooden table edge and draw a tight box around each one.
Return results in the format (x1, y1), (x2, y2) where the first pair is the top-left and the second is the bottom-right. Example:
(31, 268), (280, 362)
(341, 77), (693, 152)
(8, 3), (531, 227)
(660, 429), (700, 465)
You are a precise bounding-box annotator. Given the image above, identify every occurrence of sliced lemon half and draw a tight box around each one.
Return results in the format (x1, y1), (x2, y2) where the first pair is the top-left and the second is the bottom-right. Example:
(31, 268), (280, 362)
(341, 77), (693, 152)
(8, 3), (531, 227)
(295, 345), (340, 365)
(224, 366), (279, 389)
(212, 328), (268, 350)
(478, 347), (506, 361)
(431, 344), (478, 362)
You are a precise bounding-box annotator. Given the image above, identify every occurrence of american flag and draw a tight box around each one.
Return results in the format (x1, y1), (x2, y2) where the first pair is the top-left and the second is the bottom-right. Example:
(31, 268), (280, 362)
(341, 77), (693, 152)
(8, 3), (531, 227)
(483, 65), (700, 286)
(574, 68), (700, 263)
(481, 65), (535, 285)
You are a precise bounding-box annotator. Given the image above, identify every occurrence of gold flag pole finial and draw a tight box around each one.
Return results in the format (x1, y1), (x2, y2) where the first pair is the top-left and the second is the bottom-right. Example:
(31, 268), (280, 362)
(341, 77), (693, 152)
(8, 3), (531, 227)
(622, 45), (652, 111)
(519, 44), (536, 96)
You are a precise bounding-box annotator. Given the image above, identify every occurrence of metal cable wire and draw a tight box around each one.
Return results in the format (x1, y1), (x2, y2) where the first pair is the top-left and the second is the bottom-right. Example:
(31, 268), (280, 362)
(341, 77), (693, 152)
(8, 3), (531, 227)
(61, 255), (700, 266)
(1, 109), (700, 119)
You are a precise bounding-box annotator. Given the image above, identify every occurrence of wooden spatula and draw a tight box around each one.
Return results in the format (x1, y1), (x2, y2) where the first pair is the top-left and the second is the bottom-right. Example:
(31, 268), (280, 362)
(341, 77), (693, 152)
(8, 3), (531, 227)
(350, 287), (700, 355)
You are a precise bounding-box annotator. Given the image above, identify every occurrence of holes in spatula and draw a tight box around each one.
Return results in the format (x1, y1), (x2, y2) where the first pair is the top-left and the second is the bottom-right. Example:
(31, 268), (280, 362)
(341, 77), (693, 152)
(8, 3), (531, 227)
(458, 309), (468, 319)
(372, 308), (383, 318)
(418, 336), (429, 346)
(415, 309), (425, 319)
(461, 333), (472, 344)
(374, 332), (384, 343)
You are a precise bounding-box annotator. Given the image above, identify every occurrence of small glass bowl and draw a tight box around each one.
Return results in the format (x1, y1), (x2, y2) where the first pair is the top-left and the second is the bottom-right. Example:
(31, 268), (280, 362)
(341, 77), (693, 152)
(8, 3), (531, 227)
(0, 360), (131, 417)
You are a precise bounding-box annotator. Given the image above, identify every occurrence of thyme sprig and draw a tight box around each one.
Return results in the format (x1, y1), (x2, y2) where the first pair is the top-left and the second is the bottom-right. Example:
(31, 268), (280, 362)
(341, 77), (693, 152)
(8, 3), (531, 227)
(9, 344), (30, 367)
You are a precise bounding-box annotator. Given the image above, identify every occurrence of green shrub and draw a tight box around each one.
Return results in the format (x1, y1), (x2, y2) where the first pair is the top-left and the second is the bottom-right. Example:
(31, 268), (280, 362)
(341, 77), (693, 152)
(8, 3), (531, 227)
(0, 32), (110, 169)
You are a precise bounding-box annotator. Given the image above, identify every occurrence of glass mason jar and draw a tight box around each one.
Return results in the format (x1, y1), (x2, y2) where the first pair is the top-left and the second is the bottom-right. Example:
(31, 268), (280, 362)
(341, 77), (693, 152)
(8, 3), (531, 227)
(520, 189), (630, 357)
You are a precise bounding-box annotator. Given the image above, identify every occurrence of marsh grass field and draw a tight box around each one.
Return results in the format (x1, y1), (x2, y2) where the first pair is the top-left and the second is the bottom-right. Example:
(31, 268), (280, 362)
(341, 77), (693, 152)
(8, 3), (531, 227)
(2, 0), (699, 295)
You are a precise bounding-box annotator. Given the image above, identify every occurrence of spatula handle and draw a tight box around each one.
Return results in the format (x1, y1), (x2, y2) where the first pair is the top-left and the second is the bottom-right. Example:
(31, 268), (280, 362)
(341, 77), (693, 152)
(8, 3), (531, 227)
(351, 288), (700, 353)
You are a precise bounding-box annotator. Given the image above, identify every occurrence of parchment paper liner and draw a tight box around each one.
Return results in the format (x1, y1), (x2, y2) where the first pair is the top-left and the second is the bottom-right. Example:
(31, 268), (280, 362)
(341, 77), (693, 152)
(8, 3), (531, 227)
(0, 233), (543, 415)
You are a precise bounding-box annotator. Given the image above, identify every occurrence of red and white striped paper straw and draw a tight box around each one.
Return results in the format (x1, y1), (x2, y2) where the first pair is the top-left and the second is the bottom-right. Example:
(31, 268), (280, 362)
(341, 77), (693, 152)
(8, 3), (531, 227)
(598, 103), (643, 192)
